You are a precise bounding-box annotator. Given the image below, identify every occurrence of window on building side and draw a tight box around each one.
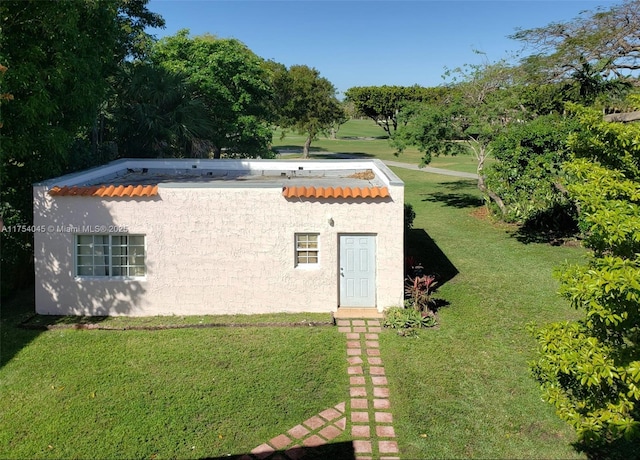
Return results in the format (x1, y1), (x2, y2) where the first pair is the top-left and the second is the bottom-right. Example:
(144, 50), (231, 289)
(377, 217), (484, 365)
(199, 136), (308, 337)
(295, 233), (319, 265)
(76, 235), (145, 277)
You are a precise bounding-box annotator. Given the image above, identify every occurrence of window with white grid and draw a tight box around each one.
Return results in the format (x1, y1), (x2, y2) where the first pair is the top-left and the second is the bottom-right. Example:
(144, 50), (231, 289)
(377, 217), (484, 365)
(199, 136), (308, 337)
(295, 233), (319, 266)
(76, 235), (145, 277)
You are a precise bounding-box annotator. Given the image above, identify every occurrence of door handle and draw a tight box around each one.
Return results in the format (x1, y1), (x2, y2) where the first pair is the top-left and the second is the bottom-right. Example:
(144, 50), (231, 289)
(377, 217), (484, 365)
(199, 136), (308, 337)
(340, 267), (344, 277)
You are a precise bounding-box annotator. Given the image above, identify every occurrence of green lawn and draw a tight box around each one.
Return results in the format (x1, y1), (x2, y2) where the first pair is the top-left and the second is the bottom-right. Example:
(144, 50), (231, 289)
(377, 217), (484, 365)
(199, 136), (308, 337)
(272, 118), (491, 174)
(1, 134), (588, 458)
(383, 167), (586, 459)
(0, 300), (348, 459)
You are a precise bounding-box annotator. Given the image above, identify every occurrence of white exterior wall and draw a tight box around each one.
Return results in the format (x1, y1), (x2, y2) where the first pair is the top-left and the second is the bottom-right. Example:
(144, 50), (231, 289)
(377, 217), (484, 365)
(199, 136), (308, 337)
(33, 168), (404, 316)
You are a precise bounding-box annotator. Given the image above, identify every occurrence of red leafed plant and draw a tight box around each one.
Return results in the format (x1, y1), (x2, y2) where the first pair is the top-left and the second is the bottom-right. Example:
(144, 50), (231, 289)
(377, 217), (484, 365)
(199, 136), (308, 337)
(404, 274), (438, 313)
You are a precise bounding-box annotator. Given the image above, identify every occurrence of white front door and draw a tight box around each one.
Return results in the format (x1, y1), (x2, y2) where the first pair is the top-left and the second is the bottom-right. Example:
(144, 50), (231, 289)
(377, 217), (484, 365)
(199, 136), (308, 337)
(339, 235), (376, 307)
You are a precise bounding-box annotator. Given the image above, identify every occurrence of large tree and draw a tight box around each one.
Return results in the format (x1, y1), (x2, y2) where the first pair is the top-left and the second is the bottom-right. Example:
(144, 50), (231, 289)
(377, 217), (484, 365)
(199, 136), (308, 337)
(113, 63), (214, 158)
(273, 65), (345, 159)
(344, 85), (444, 136)
(393, 61), (524, 214)
(151, 30), (274, 158)
(0, 0), (163, 296)
(513, 0), (640, 84)
(530, 105), (640, 453)
(485, 114), (580, 231)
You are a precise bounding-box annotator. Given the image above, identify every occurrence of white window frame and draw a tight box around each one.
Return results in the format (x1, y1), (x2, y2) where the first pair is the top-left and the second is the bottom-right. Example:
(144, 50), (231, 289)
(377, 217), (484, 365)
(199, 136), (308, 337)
(295, 233), (319, 267)
(75, 234), (146, 279)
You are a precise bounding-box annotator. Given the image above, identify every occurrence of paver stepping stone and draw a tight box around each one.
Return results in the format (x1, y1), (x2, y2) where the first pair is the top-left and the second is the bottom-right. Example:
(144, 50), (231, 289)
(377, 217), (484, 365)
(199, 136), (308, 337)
(373, 399), (391, 409)
(287, 425), (309, 439)
(302, 435), (325, 447)
(302, 416), (324, 430)
(371, 376), (388, 386)
(251, 443), (274, 458)
(269, 434), (292, 450)
(351, 411), (369, 422)
(376, 425), (396, 437)
(348, 366), (363, 375)
(350, 387), (367, 397)
(379, 440), (399, 453)
(318, 408), (341, 421)
(353, 440), (372, 453)
(369, 366), (385, 375)
(375, 412), (393, 423)
(351, 398), (368, 409)
(352, 425), (371, 437)
(319, 425), (342, 440)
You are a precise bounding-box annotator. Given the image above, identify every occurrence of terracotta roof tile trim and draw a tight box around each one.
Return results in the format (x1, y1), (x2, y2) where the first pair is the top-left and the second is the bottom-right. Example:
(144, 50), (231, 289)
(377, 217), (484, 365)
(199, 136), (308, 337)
(49, 185), (159, 198)
(282, 186), (389, 199)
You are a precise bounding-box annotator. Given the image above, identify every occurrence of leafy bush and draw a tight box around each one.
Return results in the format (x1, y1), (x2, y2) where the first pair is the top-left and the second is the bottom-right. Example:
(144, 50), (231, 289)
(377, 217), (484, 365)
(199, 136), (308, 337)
(383, 307), (437, 332)
(404, 203), (416, 230)
(485, 114), (580, 229)
(405, 274), (438, 312)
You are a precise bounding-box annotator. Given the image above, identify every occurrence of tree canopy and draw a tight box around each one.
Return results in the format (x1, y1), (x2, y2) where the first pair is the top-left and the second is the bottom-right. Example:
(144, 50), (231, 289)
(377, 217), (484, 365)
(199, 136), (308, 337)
(392, 60), (524, 214)
(513, 0), (640, 83)
(0, 0), (163, 295)
(530, 105), (640, 451)
(151, 30), (274, 158)
(273, 64), (345, 158)
(344, 85), (444, 136)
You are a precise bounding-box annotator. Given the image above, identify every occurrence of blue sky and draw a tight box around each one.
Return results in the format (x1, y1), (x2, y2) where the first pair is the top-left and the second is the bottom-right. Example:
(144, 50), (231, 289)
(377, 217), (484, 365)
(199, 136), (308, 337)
(146, 0), (619, 95)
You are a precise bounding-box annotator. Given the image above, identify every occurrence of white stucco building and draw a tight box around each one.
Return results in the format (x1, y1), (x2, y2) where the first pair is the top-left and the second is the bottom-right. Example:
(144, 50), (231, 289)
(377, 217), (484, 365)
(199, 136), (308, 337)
(33, 158), (404, 316)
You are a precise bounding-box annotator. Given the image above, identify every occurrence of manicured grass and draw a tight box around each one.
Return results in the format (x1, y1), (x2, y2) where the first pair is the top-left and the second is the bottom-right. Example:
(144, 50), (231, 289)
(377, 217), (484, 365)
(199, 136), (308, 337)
(1, 135), (587, 458)
(382, 167), (586, 459)
(272, 118), (492, 174)
(335, 118), (390, 139)
(0, 299), (348, 459)
(21, 311), (333, 330)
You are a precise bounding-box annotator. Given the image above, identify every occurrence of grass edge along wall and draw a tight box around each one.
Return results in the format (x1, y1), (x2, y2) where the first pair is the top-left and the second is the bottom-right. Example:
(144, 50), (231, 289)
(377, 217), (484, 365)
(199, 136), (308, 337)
(33, 158), (404, 316)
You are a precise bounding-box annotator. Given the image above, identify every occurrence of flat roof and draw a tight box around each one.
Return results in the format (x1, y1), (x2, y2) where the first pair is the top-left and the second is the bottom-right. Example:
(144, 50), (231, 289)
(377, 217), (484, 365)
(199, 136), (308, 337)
(39, 158), (403, 199)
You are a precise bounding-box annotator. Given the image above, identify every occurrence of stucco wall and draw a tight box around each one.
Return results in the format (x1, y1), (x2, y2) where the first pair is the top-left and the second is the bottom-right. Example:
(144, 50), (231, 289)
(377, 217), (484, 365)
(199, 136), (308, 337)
(33, 176), (404, 316)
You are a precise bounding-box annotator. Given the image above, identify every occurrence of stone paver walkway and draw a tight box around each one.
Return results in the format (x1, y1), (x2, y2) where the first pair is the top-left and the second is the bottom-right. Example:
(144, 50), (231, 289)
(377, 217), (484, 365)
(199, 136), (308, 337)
(339, 318), (399, 460)
(244, 319), (399, 460)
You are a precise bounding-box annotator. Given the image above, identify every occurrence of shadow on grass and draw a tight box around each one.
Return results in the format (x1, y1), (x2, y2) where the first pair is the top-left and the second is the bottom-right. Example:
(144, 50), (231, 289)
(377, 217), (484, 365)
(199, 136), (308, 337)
(572, 437), (639, 460)
(310, 152), (375, 159)
(422, 192), (483, 209)
(339, 135), (389, 140)
(0, 287), (112, 369)
(202, 440), (356, 459)
(420, 180), (482, 209)
(405, 228), (458, 286)
(1, 288), (42, 368)
(511, 205), (580, 246)
(275, 147), (376, 160)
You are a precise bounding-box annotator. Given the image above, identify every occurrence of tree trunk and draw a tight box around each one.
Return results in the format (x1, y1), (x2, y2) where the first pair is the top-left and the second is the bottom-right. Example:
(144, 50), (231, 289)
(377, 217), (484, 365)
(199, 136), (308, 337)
(212, 145), (222, 159)
(302, 135), (312, 159)
(476, 147), (507, 216)
(479, 174), (507, 216)
(604, 111), (640, 123)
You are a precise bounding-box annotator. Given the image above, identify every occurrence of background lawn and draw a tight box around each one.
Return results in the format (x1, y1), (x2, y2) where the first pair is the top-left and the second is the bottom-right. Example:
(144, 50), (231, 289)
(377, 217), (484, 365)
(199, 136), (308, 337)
(272, 118), (488, 174)
(383, 167), (586, 459)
